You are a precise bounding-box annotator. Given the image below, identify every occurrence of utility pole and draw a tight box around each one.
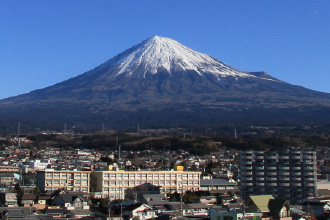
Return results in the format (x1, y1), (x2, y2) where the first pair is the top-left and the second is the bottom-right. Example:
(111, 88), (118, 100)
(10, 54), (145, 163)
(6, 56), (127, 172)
(119, 145), (121, 161)
(17, 122), (21, 148)
(108, 196), (111, 220)
(180, 184), (183, 214)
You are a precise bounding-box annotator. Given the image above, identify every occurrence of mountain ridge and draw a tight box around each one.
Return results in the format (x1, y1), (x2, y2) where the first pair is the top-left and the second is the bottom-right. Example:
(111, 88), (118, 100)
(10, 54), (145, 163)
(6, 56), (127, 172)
(1, 36), (330, 131)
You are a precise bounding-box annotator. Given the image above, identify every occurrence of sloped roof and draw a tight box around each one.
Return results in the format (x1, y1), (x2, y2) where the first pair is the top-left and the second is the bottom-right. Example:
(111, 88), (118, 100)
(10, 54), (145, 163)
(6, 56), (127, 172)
(200, 179), (236, 186)
(268, 199), (288, 212)
(248, 195), (275, 212)
(58, 193), (88, 203)
(124, 203), (146, 211)
(143, 194), (169, 206)
(21, 193), (37, 200)
(0, 173), (15, 178)
(187, 203), (209, 209)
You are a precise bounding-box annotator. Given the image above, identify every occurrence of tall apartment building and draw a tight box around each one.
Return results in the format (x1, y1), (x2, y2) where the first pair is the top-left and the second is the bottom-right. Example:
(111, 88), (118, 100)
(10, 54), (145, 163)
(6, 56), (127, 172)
(91, 170), (201, 199)
(36, 170), (91, 193)
(239, 151), (317, 203)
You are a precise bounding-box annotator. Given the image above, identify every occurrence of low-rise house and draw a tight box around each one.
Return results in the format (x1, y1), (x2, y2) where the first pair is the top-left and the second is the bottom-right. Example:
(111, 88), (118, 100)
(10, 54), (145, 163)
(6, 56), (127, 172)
(244, 195), (291, 220)
(51, 192), (89, 210)
(0, 192), (18, 207)
(123, 203), (156, 220)
(199, 196), (217, 205)
(140, 194), (169, 207)
(166, 202), (193, 216)
(200, 179), (238, 195)
(21, 193), (37, 207)
(0, 173), (18, 187)
(65, 209), (93, 218)
(187, 203), (209, 215)
(44, 207), (67, 218)
(211, 195), (292, 220)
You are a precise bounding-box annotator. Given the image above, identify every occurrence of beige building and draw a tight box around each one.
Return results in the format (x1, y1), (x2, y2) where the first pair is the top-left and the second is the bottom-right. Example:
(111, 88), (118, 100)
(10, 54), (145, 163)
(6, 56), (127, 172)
(36, 170), (91, 193)
(91, 170), (201, 199)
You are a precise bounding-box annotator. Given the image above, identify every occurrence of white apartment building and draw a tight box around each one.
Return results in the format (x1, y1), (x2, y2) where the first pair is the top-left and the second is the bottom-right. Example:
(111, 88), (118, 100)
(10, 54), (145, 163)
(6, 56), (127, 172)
(239, 151), (317, 203)
(36, 170), (91, 193)
(91, 170), (201, 200)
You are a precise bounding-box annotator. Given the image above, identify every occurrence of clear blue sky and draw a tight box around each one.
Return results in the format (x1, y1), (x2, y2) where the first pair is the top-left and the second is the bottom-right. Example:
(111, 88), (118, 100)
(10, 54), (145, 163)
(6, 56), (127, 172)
(1, 1), (330, 99)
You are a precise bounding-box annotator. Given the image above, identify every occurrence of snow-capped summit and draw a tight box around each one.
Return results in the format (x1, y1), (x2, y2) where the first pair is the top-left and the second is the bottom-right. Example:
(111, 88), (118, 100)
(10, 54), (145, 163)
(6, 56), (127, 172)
(105, 35), (250, 78)
(1, 36), (330, 131)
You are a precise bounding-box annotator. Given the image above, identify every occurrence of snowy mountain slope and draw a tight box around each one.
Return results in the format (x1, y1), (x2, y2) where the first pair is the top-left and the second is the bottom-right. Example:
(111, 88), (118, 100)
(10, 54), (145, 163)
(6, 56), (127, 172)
(0, 36), (329, 131)
(82, 36), (279, 81)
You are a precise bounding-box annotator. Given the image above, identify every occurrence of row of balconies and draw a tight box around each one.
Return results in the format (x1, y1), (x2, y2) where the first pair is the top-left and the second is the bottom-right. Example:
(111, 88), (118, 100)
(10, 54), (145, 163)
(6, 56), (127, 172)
(45, 176), (89, 180)
(102, 177), (200, 181)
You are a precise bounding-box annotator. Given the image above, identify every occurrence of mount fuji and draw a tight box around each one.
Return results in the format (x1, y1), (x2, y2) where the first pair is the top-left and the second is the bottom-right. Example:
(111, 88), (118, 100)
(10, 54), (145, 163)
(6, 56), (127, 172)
(1, 36), (330, 131)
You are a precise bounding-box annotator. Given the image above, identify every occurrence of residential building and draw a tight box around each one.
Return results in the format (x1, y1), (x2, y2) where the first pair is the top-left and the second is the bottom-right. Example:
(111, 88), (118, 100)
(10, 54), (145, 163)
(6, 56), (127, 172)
(123, 203), (156, 220)
(211, 195), (292, 220)
(51, 191), (89, 210)
(0, 192), (18, 207)
(36, 170), (91, 193)
(0, 166), (19, 173)
(240, 151), (317, 203)
(200, 179), (238, 194)
(0, 173), (18, 187)
(91, 170), (201, 200)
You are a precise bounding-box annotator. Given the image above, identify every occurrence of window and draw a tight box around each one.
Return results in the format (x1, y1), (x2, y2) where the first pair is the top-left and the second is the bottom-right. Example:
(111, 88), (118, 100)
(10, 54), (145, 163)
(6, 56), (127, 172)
(104, 173), (110, 178)
(82, 180), (88, 185)
(82, 173), (88, 179)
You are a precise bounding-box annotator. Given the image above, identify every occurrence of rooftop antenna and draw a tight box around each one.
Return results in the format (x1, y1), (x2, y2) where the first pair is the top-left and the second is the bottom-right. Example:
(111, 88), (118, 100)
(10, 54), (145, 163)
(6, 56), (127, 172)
(64, 123), (67, 135)
(116, 135), (119, 144)
(119, 145), (121, 161)
(235, 129), (237, 139)
(17, 122), (21, 148)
